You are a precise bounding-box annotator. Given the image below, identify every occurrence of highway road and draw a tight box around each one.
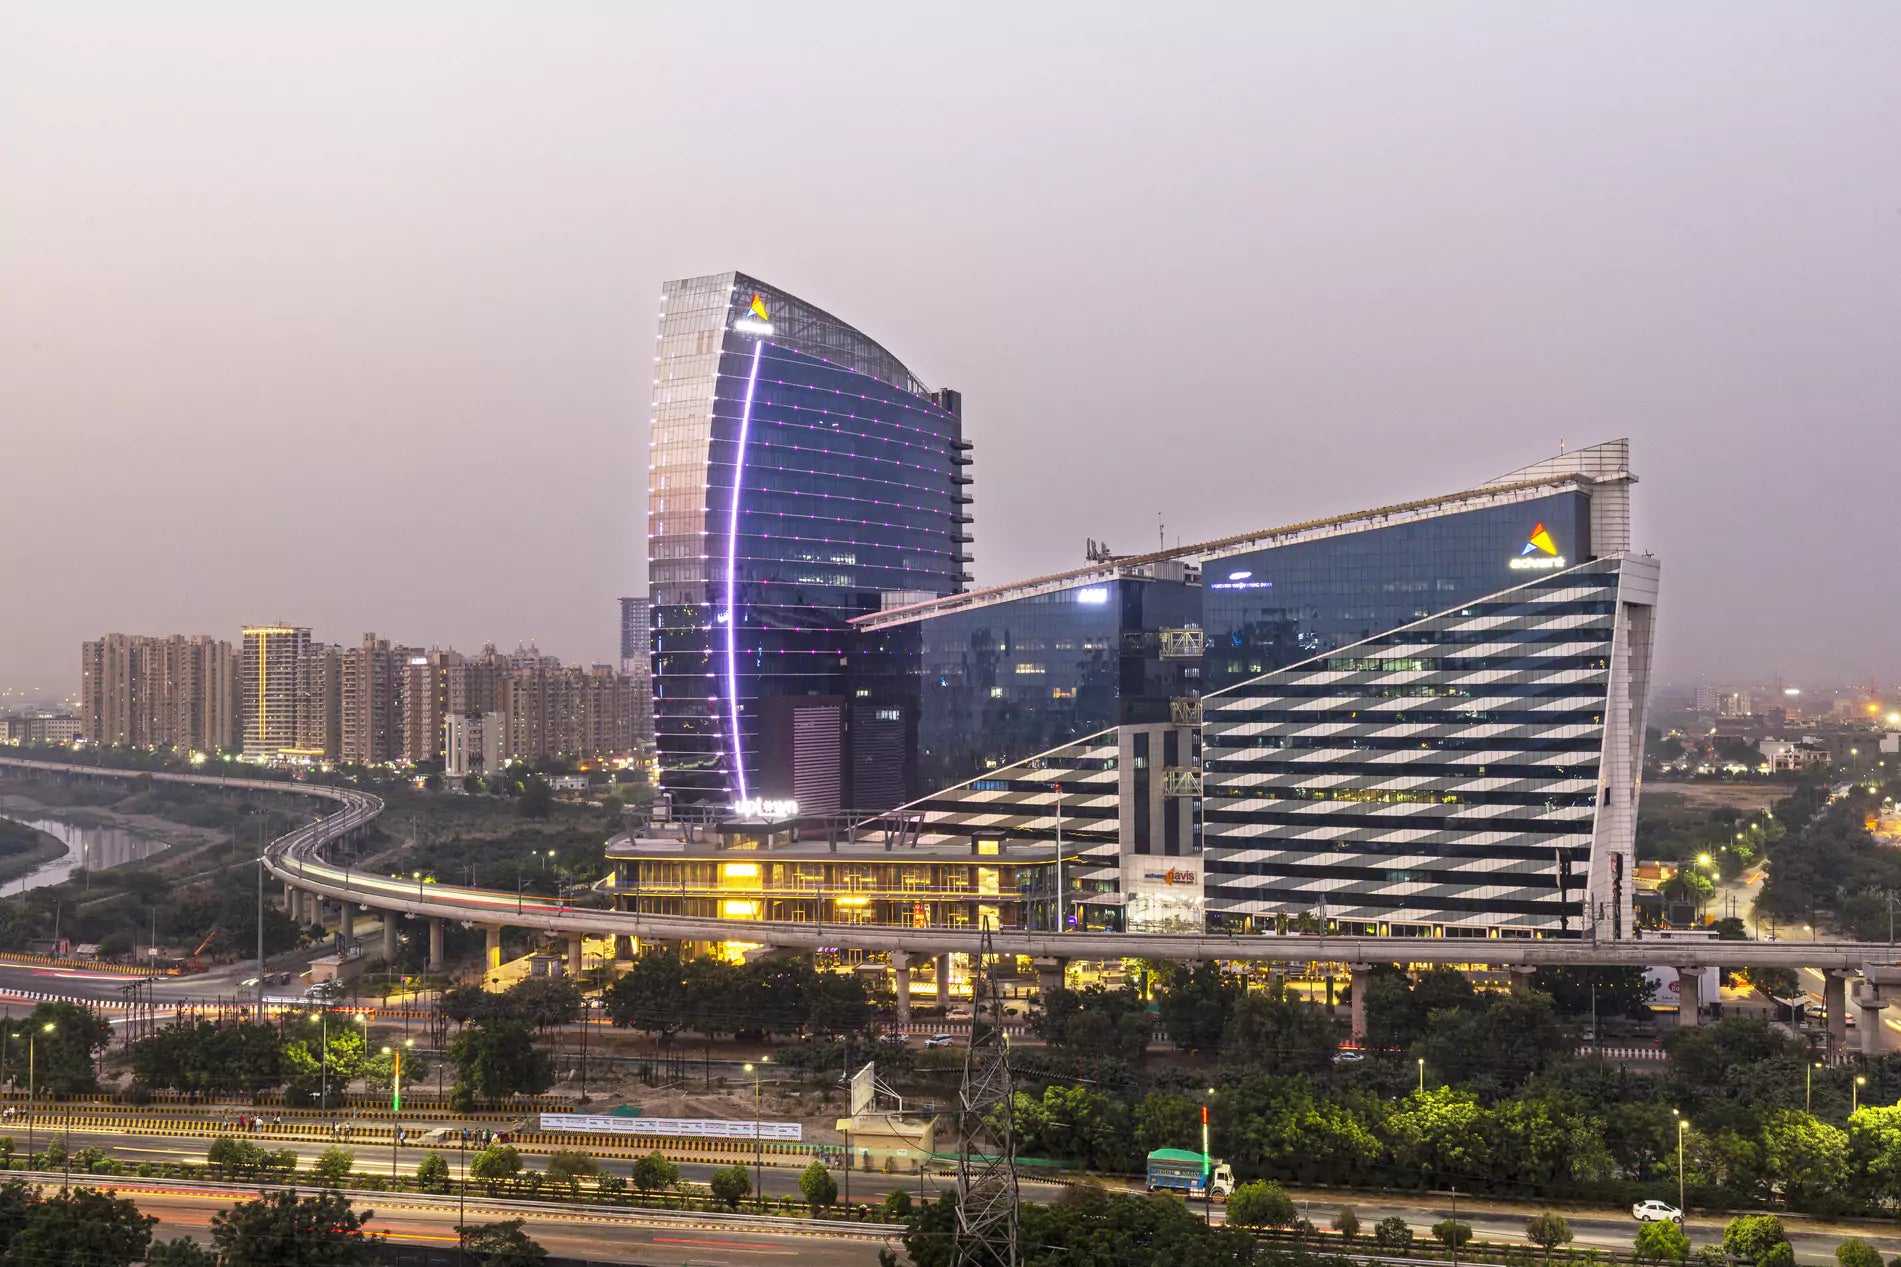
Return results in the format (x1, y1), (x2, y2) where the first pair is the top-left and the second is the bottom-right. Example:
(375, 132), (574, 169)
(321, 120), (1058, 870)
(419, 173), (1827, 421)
(15, 1122), (1901, 1264)
(59, 1178), (892, 1267)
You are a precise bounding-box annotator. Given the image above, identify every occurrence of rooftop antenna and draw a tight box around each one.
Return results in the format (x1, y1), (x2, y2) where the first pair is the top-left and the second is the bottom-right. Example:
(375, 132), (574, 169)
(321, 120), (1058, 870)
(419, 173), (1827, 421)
(1158, 513), (1165, 552)
(1559, 438), (1567, 454)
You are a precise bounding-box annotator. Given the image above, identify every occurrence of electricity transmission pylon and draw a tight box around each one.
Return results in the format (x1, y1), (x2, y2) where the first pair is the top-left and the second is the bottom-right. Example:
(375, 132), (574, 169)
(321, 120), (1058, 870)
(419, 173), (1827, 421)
(953, 926), (1019, 1267)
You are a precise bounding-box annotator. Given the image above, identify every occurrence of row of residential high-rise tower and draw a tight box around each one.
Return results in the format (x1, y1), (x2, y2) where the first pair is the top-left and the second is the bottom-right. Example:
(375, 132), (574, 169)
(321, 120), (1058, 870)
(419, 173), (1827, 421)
(79, 628), (646, 771)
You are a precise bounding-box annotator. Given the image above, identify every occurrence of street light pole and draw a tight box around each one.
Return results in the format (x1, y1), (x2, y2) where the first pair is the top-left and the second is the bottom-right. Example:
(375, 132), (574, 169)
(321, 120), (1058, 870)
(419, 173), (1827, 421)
(744, 1061), (762, 1211)
(1854, 1075), (1866, 1115)
(1201, 1097), (1213, 1225)
(1677, 1119), (1690, 1213)
(1417, 1058), (1425, 1093)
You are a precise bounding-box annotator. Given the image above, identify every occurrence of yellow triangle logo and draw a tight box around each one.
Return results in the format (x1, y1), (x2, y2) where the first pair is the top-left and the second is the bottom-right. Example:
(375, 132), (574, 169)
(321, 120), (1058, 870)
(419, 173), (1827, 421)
(1523, 523), (1558, 557)
(749, 294), (769, 322)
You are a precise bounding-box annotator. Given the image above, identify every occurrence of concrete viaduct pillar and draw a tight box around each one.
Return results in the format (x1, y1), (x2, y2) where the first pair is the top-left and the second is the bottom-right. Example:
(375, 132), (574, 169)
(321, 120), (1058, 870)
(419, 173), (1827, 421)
(428, 918), (445, 971)
(891, 951), (912, 1021)
(1675, 966), (1702, 1028)
(1509, 965), (1539, 995)
(936, 954), (952, 1006)
(1856, 965), (1901, 1058)
(485, 927), (503, 978)
(339, 903), (357, 954)
(1034, 958), (1069, 1001)
(567, 933), (584, 978)
(1349, 963), (1372, 1043)
(1826, 971), (1850, 1053)
(382, 914), (398, 962)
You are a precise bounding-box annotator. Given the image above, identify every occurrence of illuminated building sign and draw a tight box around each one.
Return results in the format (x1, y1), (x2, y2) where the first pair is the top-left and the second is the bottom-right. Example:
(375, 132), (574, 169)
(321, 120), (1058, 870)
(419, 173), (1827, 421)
(732, 798), (799, 820)
(733, 292), (774, 336)
(1509, 522), (1567, 570)
(1140, 867), (1198, 886)
(1075, 587), (1110, 604)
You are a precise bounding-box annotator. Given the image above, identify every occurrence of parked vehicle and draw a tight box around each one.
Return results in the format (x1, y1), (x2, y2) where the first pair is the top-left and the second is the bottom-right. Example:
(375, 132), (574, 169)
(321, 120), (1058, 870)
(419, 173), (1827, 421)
(1631, 1200), (1682, 1224)
(1146, 1149), (1234, 1200)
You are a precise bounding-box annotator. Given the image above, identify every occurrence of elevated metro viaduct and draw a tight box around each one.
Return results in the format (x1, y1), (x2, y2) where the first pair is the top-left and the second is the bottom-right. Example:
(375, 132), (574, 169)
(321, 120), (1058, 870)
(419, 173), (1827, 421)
(5, 757), (1894, 1056)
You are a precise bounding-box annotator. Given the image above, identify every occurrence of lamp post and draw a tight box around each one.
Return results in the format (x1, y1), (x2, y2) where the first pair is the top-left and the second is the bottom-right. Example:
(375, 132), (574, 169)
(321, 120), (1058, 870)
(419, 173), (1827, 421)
(1677, 1118), (1690, 1213)
(744, 1061), (762, 1211)
(1807, 1060), (1821, 1114)
(1854, 1075), (1867, 1115)
(310, 1011), (332, 1112)
(1417, 1058), (1425, 1093)
(27, 1022), (52, 1164)
(1201, 1093), (1214, 1225)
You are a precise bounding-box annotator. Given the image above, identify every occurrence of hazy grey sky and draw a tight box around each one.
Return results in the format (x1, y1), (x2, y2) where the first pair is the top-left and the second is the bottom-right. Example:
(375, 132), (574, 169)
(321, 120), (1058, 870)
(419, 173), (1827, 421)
(4, 4), (1898, 695)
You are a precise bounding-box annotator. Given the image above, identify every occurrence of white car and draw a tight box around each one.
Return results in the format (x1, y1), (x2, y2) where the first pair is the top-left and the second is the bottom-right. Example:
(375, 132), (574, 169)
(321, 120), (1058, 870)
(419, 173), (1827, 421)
(1632, 1200), (1682, 1224)
(925, 1034), (955, 1048)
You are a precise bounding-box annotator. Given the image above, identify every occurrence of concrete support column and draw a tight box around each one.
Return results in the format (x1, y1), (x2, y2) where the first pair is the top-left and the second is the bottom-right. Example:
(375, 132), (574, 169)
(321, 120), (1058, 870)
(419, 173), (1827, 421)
(1509, 965), (1539, 995)
(282, 882), (294, 911)
(382, 914), (398, 962)
(428, 918), (445, 970)
(1675, 966), (1702, 1028)
(1349, 964), (1372, 1043)
(891, 951), (912, 1021)
(485, 926), (503, 977)
(1826, 972), (1850, 1051)
(567, 933), (584, 978)
(613, 934), (637, 961)
(1861, 996), (1889, 1059)
(1034, 957), (1070, 1001)
(936, 954), (952, 1006)
(339, 903), (356, 953)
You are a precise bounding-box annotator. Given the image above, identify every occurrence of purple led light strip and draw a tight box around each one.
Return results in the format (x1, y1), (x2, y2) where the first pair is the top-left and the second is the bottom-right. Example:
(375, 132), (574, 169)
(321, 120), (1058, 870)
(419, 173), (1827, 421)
(723, 338), (766, 802)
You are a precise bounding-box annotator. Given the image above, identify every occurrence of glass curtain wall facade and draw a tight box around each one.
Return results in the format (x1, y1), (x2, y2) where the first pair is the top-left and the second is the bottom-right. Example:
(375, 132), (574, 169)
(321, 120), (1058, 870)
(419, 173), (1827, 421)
(850, 570), (1200, 797)
(1201, 553), (1658, 937)
(647, 272), (970, 807)
(1201, 492), (1592, 690)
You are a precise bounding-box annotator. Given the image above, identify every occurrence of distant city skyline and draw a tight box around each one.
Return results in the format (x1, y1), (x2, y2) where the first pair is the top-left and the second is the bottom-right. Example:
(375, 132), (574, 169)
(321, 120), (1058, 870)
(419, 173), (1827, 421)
(4, 6), (1899, 688)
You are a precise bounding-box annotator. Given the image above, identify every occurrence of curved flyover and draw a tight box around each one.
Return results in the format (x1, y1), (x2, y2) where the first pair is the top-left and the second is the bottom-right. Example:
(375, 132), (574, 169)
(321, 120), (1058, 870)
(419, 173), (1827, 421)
(2, 757), (1894, 974)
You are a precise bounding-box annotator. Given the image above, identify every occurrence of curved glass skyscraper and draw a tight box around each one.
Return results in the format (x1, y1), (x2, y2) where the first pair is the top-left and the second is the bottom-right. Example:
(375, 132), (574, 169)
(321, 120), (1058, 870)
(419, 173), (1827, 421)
(646, 272), (971, 808)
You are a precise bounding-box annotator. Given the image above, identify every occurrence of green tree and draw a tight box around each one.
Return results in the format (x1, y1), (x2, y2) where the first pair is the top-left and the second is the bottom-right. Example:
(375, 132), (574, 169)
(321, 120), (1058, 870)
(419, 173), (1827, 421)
(1034, 985), (1152, 1063)
(1759, 1110), (1848, 1209)
(206, 1137), (272, 1179)
(147, 1238), (216, 1267)
(450, 1021), (553, 1101)
(1838, 1240), (1885, 1267)
(208, 1189), (380, 1267)
(416, 1153), (451, 1194)
(458, 1219), (547, 1267)
(798, 1161), (838, 1212)
(313, 1147), (354, 1187)
(1723, 1215), (1788, 1264)
(470, 1144), (523, 1195)
(5, 1185), (156, 1267)
(1847, 1105), (1901, 1206)
(631, 1150), (679, 1194)
(1155, 962), (1241, 1051)
(545, 1151), (597, 1196)
(1226, 1180), (1296, 1228)
(1635, 1220), (1691, 1263)
(708, 1163), (751, 1210)
(1219, 986), (1340, 1075)
(1525, 1212), (1573, 1264)
(7, 1003), (112, 1094)
(1386, 1086), (1488, 1187)
(518, 778), (554, 819)
(1433, 1220), (1474, 1251)
(1011, 1084), (1131, 1171)
(1331, 1206), (1361, 1242)
(1132, 1093), (1202, 1159)
(878, 1189), (912, 1222)
(1373, 1216), (1414, 1252)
